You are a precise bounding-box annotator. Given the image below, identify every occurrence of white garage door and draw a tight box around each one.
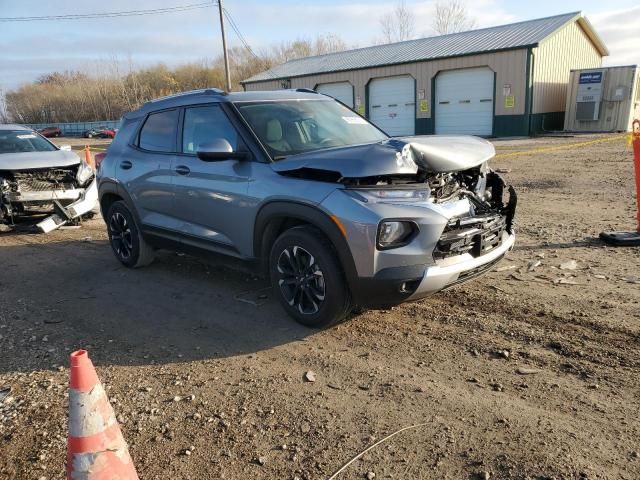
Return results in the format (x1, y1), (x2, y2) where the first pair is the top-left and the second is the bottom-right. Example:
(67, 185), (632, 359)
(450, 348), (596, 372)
(316, 82), (354, 108)
(369, 76), (415, 136)
(435, 67), (494, 136)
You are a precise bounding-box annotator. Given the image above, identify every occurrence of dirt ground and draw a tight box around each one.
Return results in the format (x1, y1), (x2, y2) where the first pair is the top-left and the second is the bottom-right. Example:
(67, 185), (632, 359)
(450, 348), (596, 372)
(1, 134), (638, 480)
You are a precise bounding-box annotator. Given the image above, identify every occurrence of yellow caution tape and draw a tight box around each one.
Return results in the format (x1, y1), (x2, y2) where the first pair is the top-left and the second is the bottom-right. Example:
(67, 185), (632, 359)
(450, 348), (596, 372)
(495, 133), (634, 159)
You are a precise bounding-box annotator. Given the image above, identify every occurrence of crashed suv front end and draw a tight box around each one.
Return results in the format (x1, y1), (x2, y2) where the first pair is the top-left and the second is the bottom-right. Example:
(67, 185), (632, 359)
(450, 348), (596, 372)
(0, 127), (98, 232)
(275, 135), (517, 309)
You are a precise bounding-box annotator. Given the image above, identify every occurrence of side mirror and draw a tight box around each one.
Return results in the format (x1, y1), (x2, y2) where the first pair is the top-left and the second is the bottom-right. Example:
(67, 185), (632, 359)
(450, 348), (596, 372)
(59, 145), (72, 151)
(196, 139), (248, 161)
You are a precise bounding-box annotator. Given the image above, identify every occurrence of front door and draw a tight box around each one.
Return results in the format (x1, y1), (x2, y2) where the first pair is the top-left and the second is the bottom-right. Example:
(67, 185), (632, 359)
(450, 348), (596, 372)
(171, 104), (251, 255)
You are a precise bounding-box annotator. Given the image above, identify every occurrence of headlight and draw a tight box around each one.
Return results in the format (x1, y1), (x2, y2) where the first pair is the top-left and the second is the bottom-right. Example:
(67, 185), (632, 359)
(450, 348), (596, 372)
(345, 188), (431, 204)
(377, 221), (417, 249)
(76, 161), (94, 187)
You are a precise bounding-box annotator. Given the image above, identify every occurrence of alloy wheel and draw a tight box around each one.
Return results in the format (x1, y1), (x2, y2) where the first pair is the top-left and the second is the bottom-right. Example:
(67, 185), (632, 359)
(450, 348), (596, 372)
(276, 246), (326, 315)
(109, 212), (133, 260)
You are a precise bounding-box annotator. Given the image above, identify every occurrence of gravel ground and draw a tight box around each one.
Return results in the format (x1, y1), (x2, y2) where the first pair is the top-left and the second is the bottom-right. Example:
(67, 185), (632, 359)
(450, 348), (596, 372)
(0, 135), (639, 480)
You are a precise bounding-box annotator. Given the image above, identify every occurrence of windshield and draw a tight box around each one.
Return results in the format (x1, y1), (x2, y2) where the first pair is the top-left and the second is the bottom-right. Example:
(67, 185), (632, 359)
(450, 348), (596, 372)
(0, 130), (58, 154)
(235, 99), (387, 158)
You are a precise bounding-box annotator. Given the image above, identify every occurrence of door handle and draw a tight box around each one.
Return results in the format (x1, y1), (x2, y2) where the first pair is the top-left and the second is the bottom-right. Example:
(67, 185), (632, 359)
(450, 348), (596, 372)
(119, 160), (132, 170)
(175, 165), (191, 176)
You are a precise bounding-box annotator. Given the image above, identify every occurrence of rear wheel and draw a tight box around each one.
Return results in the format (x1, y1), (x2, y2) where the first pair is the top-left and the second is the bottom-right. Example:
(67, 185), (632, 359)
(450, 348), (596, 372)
(269, 226), (352, 328)
(106, 201), (154, 268)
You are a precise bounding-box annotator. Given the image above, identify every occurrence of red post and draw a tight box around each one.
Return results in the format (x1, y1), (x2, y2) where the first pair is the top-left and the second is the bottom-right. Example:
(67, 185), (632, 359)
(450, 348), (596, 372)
(632, 120), (640, 232)
(599, 119), (640, 245)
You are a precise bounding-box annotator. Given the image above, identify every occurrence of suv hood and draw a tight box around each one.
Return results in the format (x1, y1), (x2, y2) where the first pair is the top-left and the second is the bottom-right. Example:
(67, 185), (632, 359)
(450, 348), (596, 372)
(271, 135), (495, 179)
(0, 150), (80, 171)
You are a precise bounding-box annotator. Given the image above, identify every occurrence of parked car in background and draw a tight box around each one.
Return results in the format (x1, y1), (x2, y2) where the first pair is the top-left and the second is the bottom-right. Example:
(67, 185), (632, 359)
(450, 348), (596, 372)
(36, 126), (61, 138)
(97, 89), (517, 327)
(82, 126), (115, 139)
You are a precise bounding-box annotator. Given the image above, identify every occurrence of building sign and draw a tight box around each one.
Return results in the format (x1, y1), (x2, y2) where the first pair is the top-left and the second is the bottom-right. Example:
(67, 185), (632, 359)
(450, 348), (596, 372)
(504, 95), (515, 108)
(417, 89), (425, 100)
(419, 99), (429, 112)
(356, 104), (365, 115)
(503, 84), (512, 96)
(579, 72), (603, 84)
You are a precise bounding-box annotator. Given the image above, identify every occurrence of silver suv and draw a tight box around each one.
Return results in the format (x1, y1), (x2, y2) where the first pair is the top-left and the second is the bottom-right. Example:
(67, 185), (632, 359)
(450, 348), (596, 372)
(97, 89), (516, 327)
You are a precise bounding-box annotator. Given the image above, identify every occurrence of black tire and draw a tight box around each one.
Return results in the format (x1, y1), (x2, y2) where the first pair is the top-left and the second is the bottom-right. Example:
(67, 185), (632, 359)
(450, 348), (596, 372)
(106, 201), (154, 268)
(269, 226), (352, 328)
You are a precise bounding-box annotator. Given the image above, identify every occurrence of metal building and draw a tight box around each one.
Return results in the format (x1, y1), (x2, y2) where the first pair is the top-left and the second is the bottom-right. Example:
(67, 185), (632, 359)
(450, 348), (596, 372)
(564, 65), (640, 132)
(241, 12), (608, 137)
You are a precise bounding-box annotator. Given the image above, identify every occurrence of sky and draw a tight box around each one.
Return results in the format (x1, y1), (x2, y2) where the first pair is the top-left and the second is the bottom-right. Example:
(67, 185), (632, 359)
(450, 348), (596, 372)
(1, 0), (639, 91)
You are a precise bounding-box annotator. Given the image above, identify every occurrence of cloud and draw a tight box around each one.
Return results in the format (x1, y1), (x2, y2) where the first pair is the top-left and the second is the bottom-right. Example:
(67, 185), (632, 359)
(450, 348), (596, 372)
(1, 1), (637, 91)
(589, 6), (640, 66)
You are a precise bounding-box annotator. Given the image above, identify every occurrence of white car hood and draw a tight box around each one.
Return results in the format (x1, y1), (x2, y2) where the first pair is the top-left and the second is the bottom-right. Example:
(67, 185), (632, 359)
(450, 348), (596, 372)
(0, 150), (80, 170)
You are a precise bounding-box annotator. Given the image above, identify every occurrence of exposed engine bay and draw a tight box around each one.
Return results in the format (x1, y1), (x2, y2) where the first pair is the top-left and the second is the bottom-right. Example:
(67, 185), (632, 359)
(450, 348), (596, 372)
(0, 163), (98, 233)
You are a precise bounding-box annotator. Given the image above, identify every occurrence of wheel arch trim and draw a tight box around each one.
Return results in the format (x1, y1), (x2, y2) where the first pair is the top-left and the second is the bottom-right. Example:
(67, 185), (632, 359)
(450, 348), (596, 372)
(253, 201), (358, 286)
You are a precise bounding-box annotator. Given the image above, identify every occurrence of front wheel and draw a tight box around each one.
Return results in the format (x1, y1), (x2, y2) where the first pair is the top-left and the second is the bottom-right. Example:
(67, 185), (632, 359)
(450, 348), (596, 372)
(106, 201), (154, 268)
(269, 226), (352, 328)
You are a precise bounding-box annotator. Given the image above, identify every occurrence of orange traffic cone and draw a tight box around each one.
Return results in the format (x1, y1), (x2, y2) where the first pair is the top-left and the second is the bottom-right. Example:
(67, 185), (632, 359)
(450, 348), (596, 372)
(67, 350), (139, 480)
(84, 145), (95, 170)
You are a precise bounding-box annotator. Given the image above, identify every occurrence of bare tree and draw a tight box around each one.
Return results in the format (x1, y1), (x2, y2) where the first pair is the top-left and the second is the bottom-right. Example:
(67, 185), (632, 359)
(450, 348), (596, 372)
(0, 88), (10, 123)
(379, 1), (415, 43)
(432, 0), (476, 35)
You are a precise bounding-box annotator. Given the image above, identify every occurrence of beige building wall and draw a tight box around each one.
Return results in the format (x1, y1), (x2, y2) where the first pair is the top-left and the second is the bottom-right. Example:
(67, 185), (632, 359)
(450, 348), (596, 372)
(531, 21), (602, 114)
(243, 49), (529, 118)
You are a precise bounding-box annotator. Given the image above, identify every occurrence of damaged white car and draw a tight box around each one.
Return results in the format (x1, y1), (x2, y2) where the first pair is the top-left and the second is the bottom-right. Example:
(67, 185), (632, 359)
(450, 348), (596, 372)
(0, 125), (98, 232)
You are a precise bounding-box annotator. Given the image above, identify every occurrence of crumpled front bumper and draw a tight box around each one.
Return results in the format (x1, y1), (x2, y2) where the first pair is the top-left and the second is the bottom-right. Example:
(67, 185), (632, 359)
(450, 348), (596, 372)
(36, 179), (99, 233)
(406, 231), (515, 301)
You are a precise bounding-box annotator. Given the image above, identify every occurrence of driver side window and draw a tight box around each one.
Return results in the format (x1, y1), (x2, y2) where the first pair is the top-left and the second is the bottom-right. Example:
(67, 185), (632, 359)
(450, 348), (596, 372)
(182, 105), (239, 154)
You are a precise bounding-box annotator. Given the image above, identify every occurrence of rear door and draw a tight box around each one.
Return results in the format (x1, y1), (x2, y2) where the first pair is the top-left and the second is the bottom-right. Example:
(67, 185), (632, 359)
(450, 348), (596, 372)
(171, 104), (252, 256)
(117, 108), (179, 230)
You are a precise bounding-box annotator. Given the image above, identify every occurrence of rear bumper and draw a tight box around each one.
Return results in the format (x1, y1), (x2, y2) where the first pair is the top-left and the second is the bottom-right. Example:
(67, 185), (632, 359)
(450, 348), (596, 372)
(351, 232), (515, 308)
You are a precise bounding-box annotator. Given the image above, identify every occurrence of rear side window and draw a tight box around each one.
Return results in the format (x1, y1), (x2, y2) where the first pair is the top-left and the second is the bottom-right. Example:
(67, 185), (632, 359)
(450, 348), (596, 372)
(182, 105), (239, 153)
(139, 109), (178, 152)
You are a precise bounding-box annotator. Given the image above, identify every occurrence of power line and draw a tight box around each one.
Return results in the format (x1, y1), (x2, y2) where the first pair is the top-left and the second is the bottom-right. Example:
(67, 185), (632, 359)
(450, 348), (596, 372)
(0, 2), (214, 22)
(222, 7), (280, 80)
(222, 9), (259, 59)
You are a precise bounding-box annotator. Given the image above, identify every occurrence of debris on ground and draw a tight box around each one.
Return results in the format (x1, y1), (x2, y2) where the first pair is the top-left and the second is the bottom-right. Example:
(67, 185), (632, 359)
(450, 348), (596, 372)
(516, 367), (541, 375)
(559, 260), (578, 270)
(1, 136), (638, 479)
(527, 260), (542, 272)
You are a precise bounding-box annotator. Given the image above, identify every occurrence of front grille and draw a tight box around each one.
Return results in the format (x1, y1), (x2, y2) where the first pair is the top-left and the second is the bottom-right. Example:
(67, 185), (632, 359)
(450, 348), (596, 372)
(434, 213), (507, 260)
(13, 168), (77, 192)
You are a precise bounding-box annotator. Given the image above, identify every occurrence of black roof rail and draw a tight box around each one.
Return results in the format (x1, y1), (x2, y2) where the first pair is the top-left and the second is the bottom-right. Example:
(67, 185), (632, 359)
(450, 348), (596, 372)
(295, 88), (318, 94)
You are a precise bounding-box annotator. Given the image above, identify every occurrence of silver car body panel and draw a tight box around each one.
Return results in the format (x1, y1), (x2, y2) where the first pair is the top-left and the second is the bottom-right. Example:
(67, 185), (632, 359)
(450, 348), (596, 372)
(271, 135), (494, 178)
(0, 150), (81, 170)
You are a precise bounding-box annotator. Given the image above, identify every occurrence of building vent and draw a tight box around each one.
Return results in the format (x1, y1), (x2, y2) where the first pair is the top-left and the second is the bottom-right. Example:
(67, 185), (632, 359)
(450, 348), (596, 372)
(576, 101), (597, 121)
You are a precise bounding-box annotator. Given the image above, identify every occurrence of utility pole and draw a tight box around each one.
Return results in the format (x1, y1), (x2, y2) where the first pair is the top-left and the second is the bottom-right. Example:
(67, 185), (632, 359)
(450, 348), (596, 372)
(218, 0), (232, 91)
